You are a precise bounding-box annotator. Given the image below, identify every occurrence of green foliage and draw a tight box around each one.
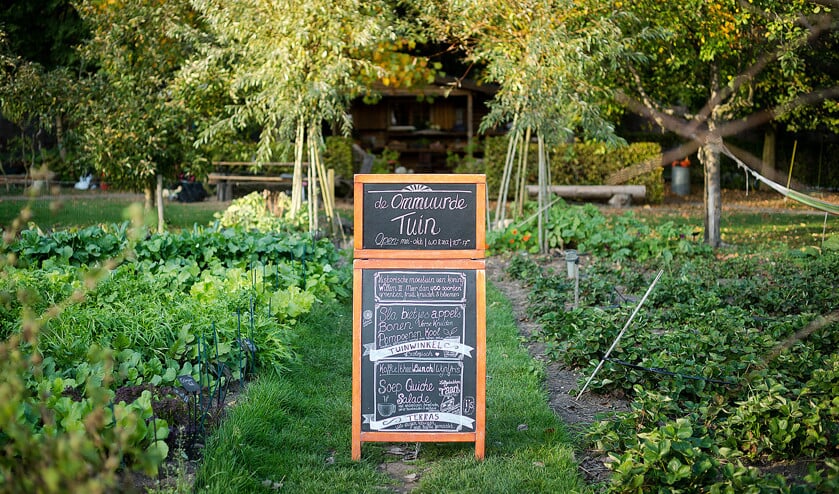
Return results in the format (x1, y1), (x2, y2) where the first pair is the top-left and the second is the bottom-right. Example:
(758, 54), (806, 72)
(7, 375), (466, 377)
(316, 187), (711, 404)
(213, 192), (308, 232)
(184, 0), (406, 162)
(487, 226), (538, 254)
(489, 199), (709, 261)
(11, 224), (128, 268)
(0, 56), (81, 179)
(720, 378), (839, 460)
(0, 333), (167, 493)
(513, 247), (839, 491)
(73, 0), (207, 190)
(1, 212), (352, 488)
(321, 136), (354, 179)
(483, 137), (664, 203)
(417, 1), (627, 145)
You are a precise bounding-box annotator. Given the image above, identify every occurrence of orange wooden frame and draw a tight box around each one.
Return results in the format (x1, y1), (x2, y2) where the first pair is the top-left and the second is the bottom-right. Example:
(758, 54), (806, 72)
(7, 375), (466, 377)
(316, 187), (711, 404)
(353, 174), (487, 260)
(351, 258), (486, 460)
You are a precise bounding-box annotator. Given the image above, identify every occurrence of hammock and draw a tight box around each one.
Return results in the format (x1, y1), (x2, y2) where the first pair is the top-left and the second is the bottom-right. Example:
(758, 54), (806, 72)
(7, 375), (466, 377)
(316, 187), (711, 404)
(721, 144), (839, 216)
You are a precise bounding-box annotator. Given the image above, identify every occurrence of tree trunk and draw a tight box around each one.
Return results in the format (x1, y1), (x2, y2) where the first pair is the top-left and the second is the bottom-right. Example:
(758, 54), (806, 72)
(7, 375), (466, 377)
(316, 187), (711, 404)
(761, 125), (776, 178)
(144, 187), (153, 211)
(699, 134), (723, 248)
(156, 174), (165, 233)
(56, 115), (67, 163)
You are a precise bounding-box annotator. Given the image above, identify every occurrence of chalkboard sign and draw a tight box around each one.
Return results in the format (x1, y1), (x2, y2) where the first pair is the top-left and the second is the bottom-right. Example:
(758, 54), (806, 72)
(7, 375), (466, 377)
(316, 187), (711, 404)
(354, 174), (486, 259)
(352, 259), (486, 459)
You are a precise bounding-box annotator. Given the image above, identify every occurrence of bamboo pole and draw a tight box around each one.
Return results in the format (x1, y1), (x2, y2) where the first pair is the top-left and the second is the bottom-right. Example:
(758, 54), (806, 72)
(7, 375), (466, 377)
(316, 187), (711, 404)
(310, 131), (335, 234)
(291, 121), (306, 215)
(576, 270), (664, 400)
(784, 140), (798, 202)
(537, 134), (547, 253)
(308, 136), (318, 233)
(513, 127), (531, 220)
(494, 116), (519, 229)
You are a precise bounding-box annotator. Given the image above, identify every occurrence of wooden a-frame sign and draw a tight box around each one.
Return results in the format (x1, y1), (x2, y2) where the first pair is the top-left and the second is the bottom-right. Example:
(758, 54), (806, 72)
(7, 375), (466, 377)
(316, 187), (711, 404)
(352, 174), (487, 461)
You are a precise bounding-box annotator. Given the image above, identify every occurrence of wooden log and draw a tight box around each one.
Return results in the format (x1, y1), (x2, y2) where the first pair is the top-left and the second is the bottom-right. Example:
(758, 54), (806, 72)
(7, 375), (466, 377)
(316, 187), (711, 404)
(524, 184), (646, 200)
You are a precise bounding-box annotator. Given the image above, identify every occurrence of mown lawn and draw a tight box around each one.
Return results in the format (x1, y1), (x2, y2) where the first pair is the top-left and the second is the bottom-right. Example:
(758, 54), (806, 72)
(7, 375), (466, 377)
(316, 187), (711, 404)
(195, 287), (589, 494)
(0, 194), (227, 231)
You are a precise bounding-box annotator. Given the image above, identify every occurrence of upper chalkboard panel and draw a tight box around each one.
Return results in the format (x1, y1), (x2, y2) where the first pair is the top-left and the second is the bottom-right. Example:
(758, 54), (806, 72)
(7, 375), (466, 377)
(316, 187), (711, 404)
(354, 174), (486, 259)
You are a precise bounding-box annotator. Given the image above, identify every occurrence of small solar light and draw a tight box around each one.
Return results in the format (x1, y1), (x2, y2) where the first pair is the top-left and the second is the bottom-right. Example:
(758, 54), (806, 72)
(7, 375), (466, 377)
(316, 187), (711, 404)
(565, 250), (578, 279)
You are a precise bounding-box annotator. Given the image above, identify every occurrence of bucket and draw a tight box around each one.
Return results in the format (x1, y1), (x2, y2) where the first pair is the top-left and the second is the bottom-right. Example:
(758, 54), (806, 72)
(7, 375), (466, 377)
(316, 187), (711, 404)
(671, 165), (691, 196)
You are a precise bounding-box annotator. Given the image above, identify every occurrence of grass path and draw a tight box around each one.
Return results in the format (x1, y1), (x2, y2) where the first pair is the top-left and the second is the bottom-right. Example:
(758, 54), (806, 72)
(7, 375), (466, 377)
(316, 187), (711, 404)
(195, 284), (590, 493)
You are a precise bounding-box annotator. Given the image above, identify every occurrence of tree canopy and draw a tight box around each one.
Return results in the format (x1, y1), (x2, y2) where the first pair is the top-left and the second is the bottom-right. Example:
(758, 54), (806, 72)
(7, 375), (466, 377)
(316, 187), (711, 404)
(605, 0), (839, 246)
(72, 0), (204, 192)
(1, 0), (837, 243)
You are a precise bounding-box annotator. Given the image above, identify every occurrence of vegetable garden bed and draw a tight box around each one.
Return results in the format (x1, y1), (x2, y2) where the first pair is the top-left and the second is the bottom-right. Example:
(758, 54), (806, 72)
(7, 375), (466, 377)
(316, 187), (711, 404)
(491, 221), (838, 492)
(0, 200), (350, 491)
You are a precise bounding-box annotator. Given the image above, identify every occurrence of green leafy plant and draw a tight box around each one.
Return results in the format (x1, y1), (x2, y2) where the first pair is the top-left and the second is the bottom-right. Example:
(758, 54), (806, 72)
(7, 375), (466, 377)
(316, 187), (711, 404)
(213, 191), (307, 232)
(0, 333), (167, 493)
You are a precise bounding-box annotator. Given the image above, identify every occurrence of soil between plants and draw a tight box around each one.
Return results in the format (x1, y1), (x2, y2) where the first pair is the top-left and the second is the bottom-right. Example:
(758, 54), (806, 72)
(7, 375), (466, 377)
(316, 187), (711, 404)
(484, 255), (630, 488)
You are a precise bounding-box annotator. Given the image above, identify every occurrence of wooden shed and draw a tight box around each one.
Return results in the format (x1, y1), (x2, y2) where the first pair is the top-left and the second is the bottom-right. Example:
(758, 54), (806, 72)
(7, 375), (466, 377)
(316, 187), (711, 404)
(350, 78), (499, 172)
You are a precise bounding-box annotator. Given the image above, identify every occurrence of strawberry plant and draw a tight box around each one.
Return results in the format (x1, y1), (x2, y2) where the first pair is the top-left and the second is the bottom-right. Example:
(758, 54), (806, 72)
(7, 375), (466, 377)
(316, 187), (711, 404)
(517, 246), (839, 491)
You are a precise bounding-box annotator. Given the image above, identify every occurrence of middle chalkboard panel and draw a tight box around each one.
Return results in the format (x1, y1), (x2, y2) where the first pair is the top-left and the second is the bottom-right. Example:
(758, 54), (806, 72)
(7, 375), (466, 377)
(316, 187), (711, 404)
(359, 267), (478, 433)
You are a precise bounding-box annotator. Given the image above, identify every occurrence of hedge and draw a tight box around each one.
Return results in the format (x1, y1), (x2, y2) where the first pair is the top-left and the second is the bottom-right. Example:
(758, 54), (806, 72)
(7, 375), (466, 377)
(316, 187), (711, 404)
(478, 137), (664, 204)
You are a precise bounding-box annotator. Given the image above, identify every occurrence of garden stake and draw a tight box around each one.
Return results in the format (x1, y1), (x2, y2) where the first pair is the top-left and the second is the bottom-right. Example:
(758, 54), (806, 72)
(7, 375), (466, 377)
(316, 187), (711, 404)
(822, 212), (828, 249)
(300, 242), (314, 290)
(249, 296), (255, 373)
(213, 322), (223, 407)
(197, 333), (208, 436)
(236, 309), (244, 383)
(576, 269), (663, 400)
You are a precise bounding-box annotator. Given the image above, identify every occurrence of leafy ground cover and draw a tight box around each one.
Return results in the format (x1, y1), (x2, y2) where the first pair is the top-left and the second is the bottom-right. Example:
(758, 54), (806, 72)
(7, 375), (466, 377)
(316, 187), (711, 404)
(0, 194), (349, 492)
(494, 196), (839, 492)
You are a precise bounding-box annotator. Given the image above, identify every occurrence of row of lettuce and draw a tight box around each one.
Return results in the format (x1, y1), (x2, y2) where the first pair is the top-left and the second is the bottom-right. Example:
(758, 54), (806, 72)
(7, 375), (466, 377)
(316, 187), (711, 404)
(0, 195), (350, 491)
(502, 222), (839, 492)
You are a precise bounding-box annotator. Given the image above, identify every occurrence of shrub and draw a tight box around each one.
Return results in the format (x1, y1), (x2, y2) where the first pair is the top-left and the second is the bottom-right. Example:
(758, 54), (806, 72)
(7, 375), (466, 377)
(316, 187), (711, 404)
(321, 136), (353, 179)
(213, 191), (307, 232)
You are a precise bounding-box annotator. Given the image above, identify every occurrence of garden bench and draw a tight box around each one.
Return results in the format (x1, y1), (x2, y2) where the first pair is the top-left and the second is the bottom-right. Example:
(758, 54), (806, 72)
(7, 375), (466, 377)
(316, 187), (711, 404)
(0, 174), (31, 186)
(525, 184), (646, 206)
(207, 173), (294, 201)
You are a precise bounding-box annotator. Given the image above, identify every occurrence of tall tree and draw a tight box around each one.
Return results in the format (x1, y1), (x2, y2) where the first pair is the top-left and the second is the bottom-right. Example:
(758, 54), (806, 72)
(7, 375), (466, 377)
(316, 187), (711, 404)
(73, 0), (205, 230)
(0, 1), (86, 177)
(414, 0), (633, 250)
(180, 0), (419, 230)
(606, 0), (838, 247)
